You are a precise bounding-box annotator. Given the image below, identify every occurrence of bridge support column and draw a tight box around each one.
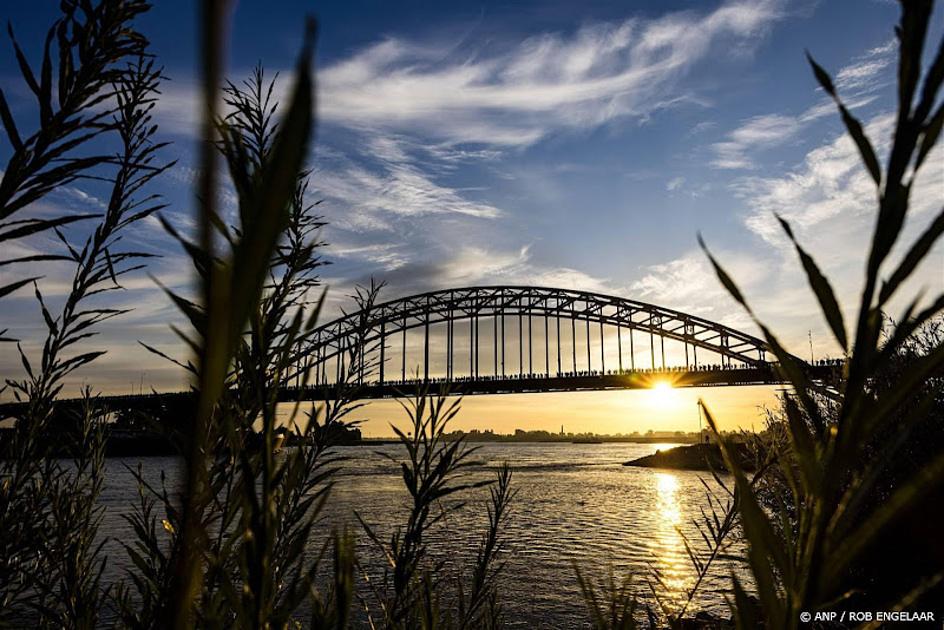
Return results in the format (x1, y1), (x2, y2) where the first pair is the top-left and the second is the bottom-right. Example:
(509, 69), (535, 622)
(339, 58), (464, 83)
(650, 328), (655, 370)
(359, 341), (365, 384)
(320, 346), (327, 385)
(475, 314), (480, 378)
(446, 315), (453, 381)
(424, 308), (430, 383)
(585, 318), (591, 372)
(470, 316), (474, 378)
(556, 316), (561, 376)
(402, 318), (407, 381)
(617, 324), (623, 373)
(544, 314), (549, 376)
(600, 319), (605, 373)
(571, 317), (576, 373)
(528, 313), (533, 375)
(518, 312), (523, 377)
(501, 313), (505, 377)
(379, 321), (385, 385)
(493, 314), (498, 376)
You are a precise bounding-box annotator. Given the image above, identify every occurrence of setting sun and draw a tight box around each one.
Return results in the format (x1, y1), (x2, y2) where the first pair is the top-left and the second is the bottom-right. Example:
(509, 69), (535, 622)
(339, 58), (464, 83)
(652, 381), (674, 394)
(645, 380), (682, 410)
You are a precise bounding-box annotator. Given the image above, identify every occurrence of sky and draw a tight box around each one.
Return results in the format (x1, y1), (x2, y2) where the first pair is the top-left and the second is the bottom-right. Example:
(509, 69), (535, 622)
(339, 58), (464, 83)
(1, 0), (942, 436)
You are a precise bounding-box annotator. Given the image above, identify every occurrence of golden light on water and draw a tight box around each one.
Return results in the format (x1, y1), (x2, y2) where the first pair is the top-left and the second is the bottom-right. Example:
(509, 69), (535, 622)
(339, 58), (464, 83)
(652, 471), (689, 605)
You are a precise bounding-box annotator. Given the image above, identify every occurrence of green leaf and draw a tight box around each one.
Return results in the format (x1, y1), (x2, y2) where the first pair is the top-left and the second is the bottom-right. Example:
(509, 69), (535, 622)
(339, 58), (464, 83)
(0, 213), (100, 241)
(7, 23), (40, 97)
(39, 27), (53, 125)
(827, 448), (944, 587)
(0, 87), (22, 151)
(879, 205), (944, 305)
(0, 275), (40, 299)
(806, 52), (837, 97)
(226, 26), (315, 355)
(777, 215), (847, 350)
(703, 402), (791, 607)
(698, 234), (750, 310)
(837, 102), (882, 186)
(915, 102), (943, 171)
(807, 52), (882, 185)
(0, 254), (72, 267)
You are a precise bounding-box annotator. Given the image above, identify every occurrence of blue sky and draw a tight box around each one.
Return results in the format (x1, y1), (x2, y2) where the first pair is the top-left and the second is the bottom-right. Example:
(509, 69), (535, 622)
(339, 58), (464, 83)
(1, 0), (942, 431)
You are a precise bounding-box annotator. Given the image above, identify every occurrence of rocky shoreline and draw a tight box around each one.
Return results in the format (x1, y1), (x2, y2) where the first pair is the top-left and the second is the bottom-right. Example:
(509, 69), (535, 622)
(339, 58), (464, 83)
(623, 442), (756, 472)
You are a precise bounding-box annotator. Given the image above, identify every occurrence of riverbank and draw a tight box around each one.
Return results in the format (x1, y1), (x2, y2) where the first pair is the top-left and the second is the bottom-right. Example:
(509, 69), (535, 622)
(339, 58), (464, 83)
(623, 442), (756, 472)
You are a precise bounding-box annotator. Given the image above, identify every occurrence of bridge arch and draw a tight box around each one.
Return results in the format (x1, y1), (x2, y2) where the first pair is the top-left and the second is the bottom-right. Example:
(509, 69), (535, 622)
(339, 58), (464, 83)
(305, 286), (769, 386)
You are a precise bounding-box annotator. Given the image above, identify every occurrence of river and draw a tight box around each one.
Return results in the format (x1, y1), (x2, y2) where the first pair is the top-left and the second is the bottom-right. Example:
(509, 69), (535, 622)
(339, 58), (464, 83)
(97, 442), (747, 627)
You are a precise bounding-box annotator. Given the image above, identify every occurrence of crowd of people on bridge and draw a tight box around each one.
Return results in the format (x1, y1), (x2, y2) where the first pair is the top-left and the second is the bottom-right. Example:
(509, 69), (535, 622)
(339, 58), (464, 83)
(293, 356), (845, 389)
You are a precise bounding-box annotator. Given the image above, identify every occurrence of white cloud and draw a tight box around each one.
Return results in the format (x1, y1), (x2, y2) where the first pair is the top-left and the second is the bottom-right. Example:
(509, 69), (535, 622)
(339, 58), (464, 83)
(710, 37), (894, 170)
(666, 176), (686, 191)
(323, 241), (624, 316)
(318, 0), (784, 147)
(711, 113), (800, 169)
(327, 241), (410, 272)
(315, 136), (503, 224)
(630, 249), (767, 331)
(737, 113), (898, 246)
(730, 110), (944, 353)
(834, 39), (895, 91)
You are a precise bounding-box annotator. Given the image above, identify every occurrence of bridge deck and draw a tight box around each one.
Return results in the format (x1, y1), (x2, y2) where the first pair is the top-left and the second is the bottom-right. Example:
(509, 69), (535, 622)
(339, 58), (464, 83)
(0, 366), (839, 418)
(281, 366), (834, 400)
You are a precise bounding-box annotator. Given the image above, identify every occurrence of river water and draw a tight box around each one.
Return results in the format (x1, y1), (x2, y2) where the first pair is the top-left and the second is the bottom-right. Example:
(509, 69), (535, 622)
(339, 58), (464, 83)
(98, 442), (747, 628)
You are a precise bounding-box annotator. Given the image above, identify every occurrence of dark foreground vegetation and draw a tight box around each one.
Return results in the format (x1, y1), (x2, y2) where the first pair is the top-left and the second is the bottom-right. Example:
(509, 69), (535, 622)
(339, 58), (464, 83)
(1, 1), (943, 628)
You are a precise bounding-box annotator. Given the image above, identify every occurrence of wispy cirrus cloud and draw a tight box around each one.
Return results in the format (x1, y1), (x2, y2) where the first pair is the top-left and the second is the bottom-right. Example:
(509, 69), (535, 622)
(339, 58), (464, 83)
(153, 0), (784, 147)
(330, 242), (621, 305)
(737, 111), (943, 249)
(709, 37), (894, 170)
(725, 110), (943, 355)
(630, 249), (767, 330)
(834, 39), (895, 91)
(319, 0), (785, 148)
(314, 135), (503, 227)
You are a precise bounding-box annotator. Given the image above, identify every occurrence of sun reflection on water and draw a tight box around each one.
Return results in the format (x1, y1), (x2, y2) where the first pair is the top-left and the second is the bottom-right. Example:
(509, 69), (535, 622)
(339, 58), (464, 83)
(652, 471), (689, 607)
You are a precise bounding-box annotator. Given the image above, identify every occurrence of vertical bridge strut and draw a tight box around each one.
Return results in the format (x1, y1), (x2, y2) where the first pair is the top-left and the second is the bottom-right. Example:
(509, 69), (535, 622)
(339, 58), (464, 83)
(308, 286), (771, 386)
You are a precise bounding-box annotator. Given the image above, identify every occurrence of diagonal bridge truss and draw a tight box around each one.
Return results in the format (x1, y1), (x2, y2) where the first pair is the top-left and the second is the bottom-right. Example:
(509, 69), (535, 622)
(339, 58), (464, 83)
(306, 285), (771, 387)
(0, 286), (838, 419)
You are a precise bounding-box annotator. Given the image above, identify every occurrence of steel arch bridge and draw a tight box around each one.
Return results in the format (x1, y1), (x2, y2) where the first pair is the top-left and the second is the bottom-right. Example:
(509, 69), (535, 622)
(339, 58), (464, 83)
(297, 285), (793, 397)
(0, 286), (840, 421)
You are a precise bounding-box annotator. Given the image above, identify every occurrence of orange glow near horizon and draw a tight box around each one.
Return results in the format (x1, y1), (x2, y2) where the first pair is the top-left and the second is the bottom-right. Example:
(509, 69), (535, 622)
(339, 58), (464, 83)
(343, 385), (781, 437)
